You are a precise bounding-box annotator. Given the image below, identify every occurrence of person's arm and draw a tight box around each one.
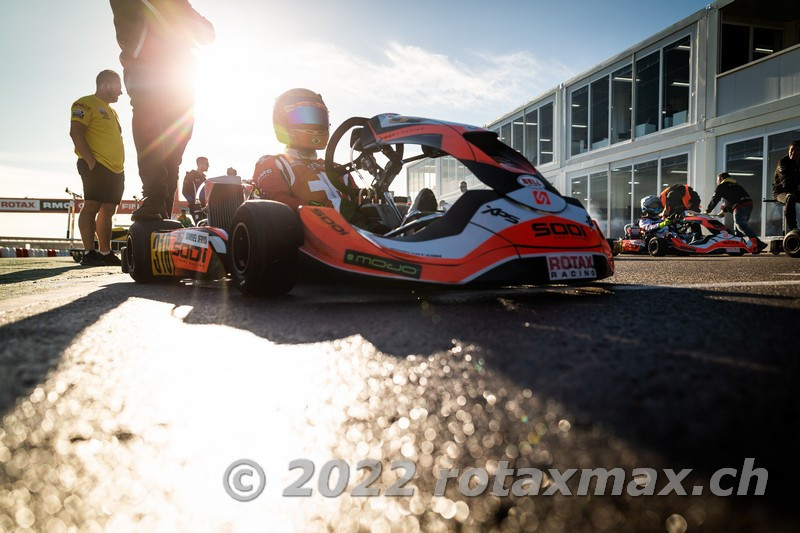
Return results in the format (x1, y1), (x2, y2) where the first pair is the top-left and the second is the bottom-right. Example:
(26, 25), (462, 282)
(253, 158), (304, 212)
(69, 122), (96, 170)
(705, 187), (721, 213)
(177, 0), (215, 45)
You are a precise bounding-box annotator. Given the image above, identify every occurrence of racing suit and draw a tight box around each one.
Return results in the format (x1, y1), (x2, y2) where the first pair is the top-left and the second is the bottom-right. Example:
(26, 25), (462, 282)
(639, 215), (670, 238)
(252, 149), (359, 216)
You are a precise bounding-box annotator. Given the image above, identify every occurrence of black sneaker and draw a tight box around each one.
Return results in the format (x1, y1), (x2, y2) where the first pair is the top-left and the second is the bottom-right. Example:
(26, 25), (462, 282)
(80, 249), (106, 266)
(101, 251), (122, 266)
(131, 196), (166, 221)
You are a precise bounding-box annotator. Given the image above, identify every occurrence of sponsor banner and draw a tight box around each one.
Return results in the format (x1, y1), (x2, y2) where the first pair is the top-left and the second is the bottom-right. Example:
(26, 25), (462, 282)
(546, 253), (596, 281)
(0, 199), (40, 211)
(0, 198), (190, 214)
(343, 249), (422, 279)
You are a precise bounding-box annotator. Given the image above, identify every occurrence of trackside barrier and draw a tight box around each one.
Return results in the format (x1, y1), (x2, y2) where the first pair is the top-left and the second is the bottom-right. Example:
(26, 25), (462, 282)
(0, 247), (71, 258)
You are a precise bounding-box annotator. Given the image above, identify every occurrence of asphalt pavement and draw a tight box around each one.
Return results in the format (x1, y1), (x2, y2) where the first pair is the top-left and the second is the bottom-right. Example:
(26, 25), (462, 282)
(1, 255), (799, 532)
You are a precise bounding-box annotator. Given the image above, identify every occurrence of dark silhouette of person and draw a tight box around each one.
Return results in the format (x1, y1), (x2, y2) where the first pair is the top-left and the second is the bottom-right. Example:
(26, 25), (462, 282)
(109, 0), (214, 221)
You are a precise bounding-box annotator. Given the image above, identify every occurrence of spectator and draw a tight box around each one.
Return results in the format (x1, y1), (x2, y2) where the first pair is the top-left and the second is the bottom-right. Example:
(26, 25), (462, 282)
(772, 140), (800, 232)
(181, 156), (208, 214)
(110, 0), (214, 221)
(227, 167), (238, 176)
(459, 180), (468, 194)
(69, 69), (124, 267)
(705, 172), (766, 251)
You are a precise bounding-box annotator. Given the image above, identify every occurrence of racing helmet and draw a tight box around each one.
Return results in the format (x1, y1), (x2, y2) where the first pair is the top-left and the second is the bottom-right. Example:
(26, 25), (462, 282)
(273, 88), (329, 150)
(641, 195), (662, 217)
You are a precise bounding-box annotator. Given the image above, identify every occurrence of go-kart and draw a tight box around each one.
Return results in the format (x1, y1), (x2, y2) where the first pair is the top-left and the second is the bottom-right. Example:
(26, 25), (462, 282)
(607, 224), (648, 256)
(646, 211), (758, 256)
(122, 113), (614, 295)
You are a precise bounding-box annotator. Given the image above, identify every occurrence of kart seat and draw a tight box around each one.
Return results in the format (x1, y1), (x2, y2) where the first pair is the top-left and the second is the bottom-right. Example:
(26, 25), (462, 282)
(401, 188), (440, 226)
(624, 224), (643, 239)
(393, 190), (503, 242)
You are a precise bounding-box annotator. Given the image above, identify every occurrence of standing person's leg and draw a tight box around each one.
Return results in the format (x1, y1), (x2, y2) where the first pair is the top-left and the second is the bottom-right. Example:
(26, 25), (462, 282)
(733, 205), (757, 239)
(161, 75), (195, 218)
(95, 204), (116, 253)
(76, 158), (101, 251)
(78, 200), (101, 251)
(776, 193), (797, 232)
(125, 63), (171, 220)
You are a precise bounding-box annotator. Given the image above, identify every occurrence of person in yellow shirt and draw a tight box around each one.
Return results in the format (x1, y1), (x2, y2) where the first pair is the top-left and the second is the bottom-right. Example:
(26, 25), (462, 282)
(69, 70), (125, 266)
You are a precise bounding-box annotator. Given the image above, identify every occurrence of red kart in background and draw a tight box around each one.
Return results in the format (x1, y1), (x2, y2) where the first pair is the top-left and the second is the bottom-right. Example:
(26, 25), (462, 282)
(609, 211), (758, 257)
(123, 114), (614, 295)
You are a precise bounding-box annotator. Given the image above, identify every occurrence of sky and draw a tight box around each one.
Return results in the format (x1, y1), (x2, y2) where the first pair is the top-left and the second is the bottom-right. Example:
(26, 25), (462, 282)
(0, 0), (710, 237)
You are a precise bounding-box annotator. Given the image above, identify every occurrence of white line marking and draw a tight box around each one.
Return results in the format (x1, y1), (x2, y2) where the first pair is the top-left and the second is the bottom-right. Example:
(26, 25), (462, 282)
(610, 280), (800, 291)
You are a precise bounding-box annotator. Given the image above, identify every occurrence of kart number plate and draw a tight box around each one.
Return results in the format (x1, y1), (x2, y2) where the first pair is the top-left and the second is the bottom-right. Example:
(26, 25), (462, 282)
(726, 248), (740, 253)
(546, 253), (596, 281)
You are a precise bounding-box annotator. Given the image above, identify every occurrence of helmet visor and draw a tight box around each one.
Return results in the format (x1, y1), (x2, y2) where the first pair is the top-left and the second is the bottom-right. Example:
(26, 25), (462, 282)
(285, 105), (329, 126)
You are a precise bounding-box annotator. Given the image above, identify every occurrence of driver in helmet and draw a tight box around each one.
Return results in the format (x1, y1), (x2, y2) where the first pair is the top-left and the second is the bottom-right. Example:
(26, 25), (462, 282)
(252, 88), (360, 218)
(638, 195), (671, 237)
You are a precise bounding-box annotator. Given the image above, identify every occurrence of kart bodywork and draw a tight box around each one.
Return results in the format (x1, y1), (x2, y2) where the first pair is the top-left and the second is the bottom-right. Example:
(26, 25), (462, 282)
(123, 114), (615, 294)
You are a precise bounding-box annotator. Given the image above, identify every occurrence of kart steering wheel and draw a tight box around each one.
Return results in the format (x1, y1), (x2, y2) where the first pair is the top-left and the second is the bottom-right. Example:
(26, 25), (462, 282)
(325, 117), (404, 196)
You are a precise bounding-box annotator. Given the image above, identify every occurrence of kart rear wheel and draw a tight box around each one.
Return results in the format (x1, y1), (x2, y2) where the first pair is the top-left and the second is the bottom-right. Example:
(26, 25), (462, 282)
(125, 219), (183, 283)
(229, 200), (303, 296)
(648, 237), (668, 257)
(783, 230), (800, 258)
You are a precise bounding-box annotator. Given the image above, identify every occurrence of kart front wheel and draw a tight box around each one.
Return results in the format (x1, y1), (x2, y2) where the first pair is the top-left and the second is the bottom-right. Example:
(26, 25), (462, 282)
(607, 239), (620, 256)
(648, 237), (668, 257)
(125, 219), (183, 283)
(229, 200), (304, 296)
(783, 230), (800, 258)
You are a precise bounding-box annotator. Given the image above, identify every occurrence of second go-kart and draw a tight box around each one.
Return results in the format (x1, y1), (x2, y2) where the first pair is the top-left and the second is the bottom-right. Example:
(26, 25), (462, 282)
(122, 113), (615, 295)
(646, 211), (758, 257)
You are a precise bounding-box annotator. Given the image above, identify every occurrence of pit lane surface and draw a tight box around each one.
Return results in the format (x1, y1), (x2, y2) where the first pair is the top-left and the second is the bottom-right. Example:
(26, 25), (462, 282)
(1, 255), (799, 532)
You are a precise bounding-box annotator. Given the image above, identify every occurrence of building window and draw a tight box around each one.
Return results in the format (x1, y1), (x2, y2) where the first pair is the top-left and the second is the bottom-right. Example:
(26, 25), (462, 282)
(611, 65), (633, 144)
(441, 156), (458, 195)
(539, 103), (554, 164)
(570, 86), (589, 156)
(570, 175), (588, 206)
(662, 36), (690, 129)
(660, 154), (688, 190)
(720, 23), (784, 73)
(524, 107), (538, 165)
(589, 171), (609, 235)
(591, 76), (610, 149)
(635, 51), (660, 137)
(500, 123), (511, 146)
(633, 160), (658, 217)
(610, 165), (633, 238)
(512, 116), (524, 153)
(725, 138), (764, 236)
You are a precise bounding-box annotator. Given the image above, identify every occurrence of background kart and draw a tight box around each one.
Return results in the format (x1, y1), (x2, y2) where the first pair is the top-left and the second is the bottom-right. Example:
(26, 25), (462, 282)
(647, 211), (758, 256)
(123, 114), (615, 295)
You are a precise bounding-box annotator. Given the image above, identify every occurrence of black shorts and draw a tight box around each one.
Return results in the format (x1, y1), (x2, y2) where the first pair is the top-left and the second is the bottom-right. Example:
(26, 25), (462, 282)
(77, 159), (124, 204)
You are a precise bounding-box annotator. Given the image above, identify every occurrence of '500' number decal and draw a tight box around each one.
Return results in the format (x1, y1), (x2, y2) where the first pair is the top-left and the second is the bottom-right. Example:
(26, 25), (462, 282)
(151, 233), (175, 275)
(531, 222), (588, 238)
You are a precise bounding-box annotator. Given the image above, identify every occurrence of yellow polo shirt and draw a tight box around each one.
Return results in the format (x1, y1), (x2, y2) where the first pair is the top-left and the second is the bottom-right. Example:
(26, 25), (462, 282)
(70, 95), (124, 173)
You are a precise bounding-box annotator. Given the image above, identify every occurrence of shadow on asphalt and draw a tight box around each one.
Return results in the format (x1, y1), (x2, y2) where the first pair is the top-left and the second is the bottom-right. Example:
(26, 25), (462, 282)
(1, 279), (798, 516)
(0, 264), (83, 284)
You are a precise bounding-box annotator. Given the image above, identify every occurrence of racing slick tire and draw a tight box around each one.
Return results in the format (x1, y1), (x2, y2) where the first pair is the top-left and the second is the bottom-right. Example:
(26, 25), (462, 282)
(229, 200), (303, 296)
(648, 237), (668, 257)
(783, 230), (800, 258)
(125, 219), (183, 283)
